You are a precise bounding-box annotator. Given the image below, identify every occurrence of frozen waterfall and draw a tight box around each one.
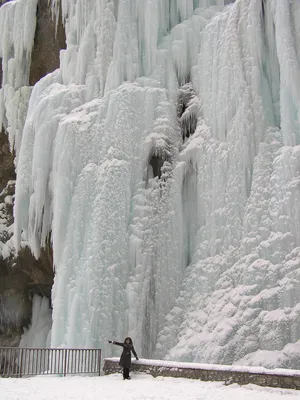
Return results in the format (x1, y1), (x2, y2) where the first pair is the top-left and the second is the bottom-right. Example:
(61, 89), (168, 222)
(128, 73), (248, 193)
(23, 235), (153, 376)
(2, 0), (300, 368)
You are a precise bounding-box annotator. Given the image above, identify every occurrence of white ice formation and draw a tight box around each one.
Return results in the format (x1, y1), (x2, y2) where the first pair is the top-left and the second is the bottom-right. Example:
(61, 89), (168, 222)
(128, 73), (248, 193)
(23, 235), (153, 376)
(1, 0), (300, 368)
(19, 295), (52, 349)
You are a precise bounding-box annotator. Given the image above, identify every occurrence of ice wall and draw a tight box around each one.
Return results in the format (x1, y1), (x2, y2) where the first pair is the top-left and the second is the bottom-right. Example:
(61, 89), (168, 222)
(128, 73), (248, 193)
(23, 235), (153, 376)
(2, 0), (300, 368)
(156, 0), (300, 367)
(13, 0), (230, 355)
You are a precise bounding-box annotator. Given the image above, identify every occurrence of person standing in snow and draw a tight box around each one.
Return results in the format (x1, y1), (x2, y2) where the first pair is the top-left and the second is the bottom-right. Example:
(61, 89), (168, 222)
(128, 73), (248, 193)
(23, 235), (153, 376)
(108, 337), (139, 380)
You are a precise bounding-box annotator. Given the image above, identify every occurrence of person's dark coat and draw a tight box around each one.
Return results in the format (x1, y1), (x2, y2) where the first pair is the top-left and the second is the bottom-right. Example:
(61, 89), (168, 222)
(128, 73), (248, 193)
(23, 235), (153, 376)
(111, 337), (138, 368)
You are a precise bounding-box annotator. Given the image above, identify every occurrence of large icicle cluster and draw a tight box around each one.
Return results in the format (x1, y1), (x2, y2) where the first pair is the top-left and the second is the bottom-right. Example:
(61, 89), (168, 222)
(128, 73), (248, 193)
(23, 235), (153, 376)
(0, 0), (36, 158)
(2, 0), (300, 368)
(13, 0), (229, 355)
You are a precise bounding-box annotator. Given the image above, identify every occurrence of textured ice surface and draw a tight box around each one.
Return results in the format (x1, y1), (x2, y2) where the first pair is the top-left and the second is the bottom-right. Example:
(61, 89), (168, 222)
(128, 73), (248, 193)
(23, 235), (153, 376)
(2, 0), (300, 368)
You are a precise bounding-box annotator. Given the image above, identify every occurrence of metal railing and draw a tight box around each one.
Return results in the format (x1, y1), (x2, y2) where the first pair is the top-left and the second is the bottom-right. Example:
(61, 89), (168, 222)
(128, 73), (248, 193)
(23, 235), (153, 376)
(0, 347), (101, 377)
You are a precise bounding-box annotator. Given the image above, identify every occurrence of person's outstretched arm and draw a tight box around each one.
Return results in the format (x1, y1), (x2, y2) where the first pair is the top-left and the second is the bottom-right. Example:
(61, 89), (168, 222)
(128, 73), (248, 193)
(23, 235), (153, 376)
(132, 346), (139, 360)
(108, 340), (124, 347)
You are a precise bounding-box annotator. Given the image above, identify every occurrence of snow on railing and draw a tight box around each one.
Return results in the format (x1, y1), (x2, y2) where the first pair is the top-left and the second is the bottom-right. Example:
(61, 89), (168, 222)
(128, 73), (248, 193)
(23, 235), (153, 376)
(0, 347), (102, 377)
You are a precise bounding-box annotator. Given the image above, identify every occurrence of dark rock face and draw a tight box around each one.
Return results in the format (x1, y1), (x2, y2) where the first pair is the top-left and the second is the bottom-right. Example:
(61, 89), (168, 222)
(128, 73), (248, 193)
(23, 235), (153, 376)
(0, 240), (54, 346)
(0, 0), (66, 347)
(0, 130), (15, 193)
(16, 242), (54, 300)
(29, 0), (66, 86)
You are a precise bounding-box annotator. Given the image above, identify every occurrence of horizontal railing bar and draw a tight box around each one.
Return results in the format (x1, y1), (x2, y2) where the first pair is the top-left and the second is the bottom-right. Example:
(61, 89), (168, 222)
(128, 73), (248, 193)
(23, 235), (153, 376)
(0, 347), (100, 351)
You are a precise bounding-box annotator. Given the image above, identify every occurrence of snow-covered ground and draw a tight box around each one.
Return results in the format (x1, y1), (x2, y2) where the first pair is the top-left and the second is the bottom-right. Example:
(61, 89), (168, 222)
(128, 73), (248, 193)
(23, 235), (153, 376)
(0, 374), (299, 400)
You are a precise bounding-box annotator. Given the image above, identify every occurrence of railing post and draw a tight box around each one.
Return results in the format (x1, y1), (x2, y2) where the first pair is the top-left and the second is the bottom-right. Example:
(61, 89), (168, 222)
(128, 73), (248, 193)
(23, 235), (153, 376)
(64, 349), (68, 376)
(19, 348), (23, 378)
(98, 349), (101, 376)
(7, 347), (11, 377)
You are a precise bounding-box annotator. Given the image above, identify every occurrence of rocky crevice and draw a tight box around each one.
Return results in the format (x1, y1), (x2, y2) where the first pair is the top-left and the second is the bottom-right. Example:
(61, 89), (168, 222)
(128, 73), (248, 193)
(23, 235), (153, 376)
(0, 130), (15, 193)
(178, 83), (198, 142)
